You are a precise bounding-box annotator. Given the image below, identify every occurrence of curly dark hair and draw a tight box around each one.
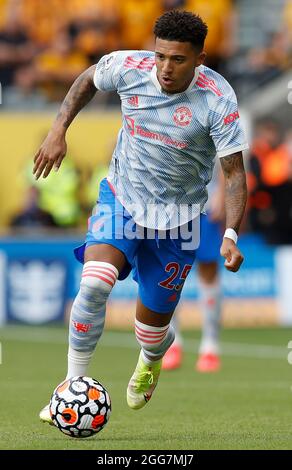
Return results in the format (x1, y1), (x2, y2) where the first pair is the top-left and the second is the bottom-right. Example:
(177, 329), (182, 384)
(154, 10), (208, 51)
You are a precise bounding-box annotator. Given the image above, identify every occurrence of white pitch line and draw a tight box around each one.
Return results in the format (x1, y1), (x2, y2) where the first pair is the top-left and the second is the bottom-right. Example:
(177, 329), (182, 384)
(0, 327), (287, 360)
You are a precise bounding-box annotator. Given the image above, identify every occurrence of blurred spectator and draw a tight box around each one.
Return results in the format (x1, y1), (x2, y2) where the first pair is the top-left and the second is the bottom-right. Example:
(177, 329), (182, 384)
(248, 120), (281, 232)
(225, 0), (290, 96)
(10, 186), (57, 229)
(185, 0), (237, 70)
(261, 131), (292, 187)
(68, 0), (120, 62)
(260, 131), (292, 244)
(83, 165), (109, 216)
(26, 157), (82, 228)
(263, 31), (291, 71)
(248, 121), (292, 244)
(236, 0), (287, 50)
(0, 2), (36, 88)
(83, 140), (116, 212)
(240, 30), (291, 89)
(20, 0), (69, 46)
(15, 30), (90, 101)
(118, 0), (162, 50)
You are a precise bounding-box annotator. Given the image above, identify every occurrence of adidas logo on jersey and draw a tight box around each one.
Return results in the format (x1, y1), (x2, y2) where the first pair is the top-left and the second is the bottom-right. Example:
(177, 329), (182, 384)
(127, 96), (139, 107)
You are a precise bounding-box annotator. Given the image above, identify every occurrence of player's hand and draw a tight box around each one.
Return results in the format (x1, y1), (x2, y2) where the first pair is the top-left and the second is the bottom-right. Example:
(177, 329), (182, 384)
(220, 237), (244, 272)
(33, 131), (67, 180)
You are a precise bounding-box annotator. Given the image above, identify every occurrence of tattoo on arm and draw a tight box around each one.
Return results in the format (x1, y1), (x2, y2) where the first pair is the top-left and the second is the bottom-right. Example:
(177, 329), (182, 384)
(54, 65), (97, 130)
(220, 152), (247, 233)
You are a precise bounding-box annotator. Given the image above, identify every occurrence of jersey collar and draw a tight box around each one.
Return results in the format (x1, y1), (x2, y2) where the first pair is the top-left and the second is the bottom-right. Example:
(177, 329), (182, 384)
(150, 65), (201, 96)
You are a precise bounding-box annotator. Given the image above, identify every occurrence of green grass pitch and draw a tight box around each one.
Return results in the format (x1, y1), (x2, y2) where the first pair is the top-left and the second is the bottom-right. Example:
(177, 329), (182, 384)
(0, 325), (292, 450)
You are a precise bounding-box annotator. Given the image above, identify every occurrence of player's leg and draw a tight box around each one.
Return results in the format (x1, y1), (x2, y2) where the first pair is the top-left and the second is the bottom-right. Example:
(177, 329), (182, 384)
(196, 260), (222, 372)
(65, 178), (134, 382)
(193, 213), (222, 372)
(127, 226), (196, 409)
(161, 311), (183, 370)
(39, 243), (126, 424)
(40, 177), (137, 424)
(66, 243), (126, 380)
(127, 299), (175, 409)
(162, 218), (202, 371)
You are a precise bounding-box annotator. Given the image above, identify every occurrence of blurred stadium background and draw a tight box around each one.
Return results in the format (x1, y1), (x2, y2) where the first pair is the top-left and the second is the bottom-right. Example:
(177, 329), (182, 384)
(1, 0), (292, 450)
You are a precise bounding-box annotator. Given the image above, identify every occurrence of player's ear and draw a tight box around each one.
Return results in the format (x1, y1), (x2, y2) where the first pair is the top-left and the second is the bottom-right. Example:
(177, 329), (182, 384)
(196, 51), (206, 67)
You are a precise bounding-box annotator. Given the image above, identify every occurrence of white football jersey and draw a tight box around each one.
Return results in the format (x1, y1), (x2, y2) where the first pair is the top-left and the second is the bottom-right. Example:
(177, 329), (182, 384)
(93, 50), (248, 229)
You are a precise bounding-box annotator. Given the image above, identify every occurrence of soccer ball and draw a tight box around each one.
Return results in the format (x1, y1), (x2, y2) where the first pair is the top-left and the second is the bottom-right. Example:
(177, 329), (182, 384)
(50, 376), (111, 438)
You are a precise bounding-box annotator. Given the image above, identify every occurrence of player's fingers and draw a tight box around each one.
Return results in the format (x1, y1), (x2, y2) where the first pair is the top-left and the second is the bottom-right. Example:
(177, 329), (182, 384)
(220, 247), (231, 262)
(224, 253), (244, 272)
(54, 153), (65, 172)
(236, 255), (244, 271)
(34, 157), (48, 180)
(33, 148), (41, 163)
(43, 159), (55, 178)
(224, 260), (237, 272)
(32, 155), (43, 174)
(224, 252), (238, 266)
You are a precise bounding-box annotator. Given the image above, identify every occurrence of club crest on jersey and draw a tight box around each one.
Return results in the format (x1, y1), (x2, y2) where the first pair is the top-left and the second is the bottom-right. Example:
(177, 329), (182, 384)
(173, 107), (192, 127)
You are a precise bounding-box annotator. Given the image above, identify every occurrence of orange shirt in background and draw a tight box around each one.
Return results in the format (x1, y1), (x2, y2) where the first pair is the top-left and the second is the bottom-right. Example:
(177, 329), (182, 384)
(261, 145), (291, 187)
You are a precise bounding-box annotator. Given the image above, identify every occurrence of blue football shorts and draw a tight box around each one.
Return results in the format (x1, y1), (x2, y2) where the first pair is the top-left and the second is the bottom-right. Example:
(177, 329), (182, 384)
(195, 212), (222, 263)
(74, 178), (201, 313)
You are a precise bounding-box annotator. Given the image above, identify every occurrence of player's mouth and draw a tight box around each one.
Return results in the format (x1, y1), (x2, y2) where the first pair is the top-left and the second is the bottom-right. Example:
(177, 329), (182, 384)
(160, 76), (175, 87)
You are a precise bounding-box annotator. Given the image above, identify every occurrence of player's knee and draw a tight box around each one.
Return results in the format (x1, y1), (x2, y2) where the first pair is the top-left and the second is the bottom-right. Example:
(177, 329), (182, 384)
(135, 319), (172, 351)
(80, 261), (118, 300)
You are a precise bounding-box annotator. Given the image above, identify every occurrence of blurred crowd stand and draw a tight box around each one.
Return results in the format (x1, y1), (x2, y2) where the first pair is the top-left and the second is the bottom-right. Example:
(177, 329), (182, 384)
(0, 0), (292, 246)
(1, 0), (291, 105)
(9, 138), (115, 232)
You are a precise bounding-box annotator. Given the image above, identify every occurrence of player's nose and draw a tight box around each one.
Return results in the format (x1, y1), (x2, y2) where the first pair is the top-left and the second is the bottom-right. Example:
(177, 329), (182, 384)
(161, 60), (173, 75)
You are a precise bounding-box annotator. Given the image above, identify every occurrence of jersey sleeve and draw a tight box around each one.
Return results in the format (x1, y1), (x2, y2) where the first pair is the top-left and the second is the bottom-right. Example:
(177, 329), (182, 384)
(209, 85), (249, 158)
(93, 51), (131, 92)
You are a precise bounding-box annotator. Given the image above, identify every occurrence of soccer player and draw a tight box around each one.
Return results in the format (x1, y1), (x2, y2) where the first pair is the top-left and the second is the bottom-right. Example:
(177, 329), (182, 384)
(34, 10), (248, 422)
(162, 166), (225, 372)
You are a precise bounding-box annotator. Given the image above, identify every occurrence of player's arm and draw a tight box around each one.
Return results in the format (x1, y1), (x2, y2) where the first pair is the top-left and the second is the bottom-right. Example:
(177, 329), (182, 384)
(220, 151), (247, 272)
(208, 165), (225, 222)
(33, 65), (97, 180)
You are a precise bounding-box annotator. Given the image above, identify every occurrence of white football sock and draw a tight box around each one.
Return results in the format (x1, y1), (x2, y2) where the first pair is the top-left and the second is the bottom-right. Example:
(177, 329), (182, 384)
(66, 346), (93, 379)
(198, 279), (221, 355)
(169, 311), (183, 346)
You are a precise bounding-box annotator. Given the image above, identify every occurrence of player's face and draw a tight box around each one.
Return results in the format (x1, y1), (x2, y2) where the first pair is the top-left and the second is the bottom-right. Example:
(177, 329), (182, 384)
(155, 38), (205, 94)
